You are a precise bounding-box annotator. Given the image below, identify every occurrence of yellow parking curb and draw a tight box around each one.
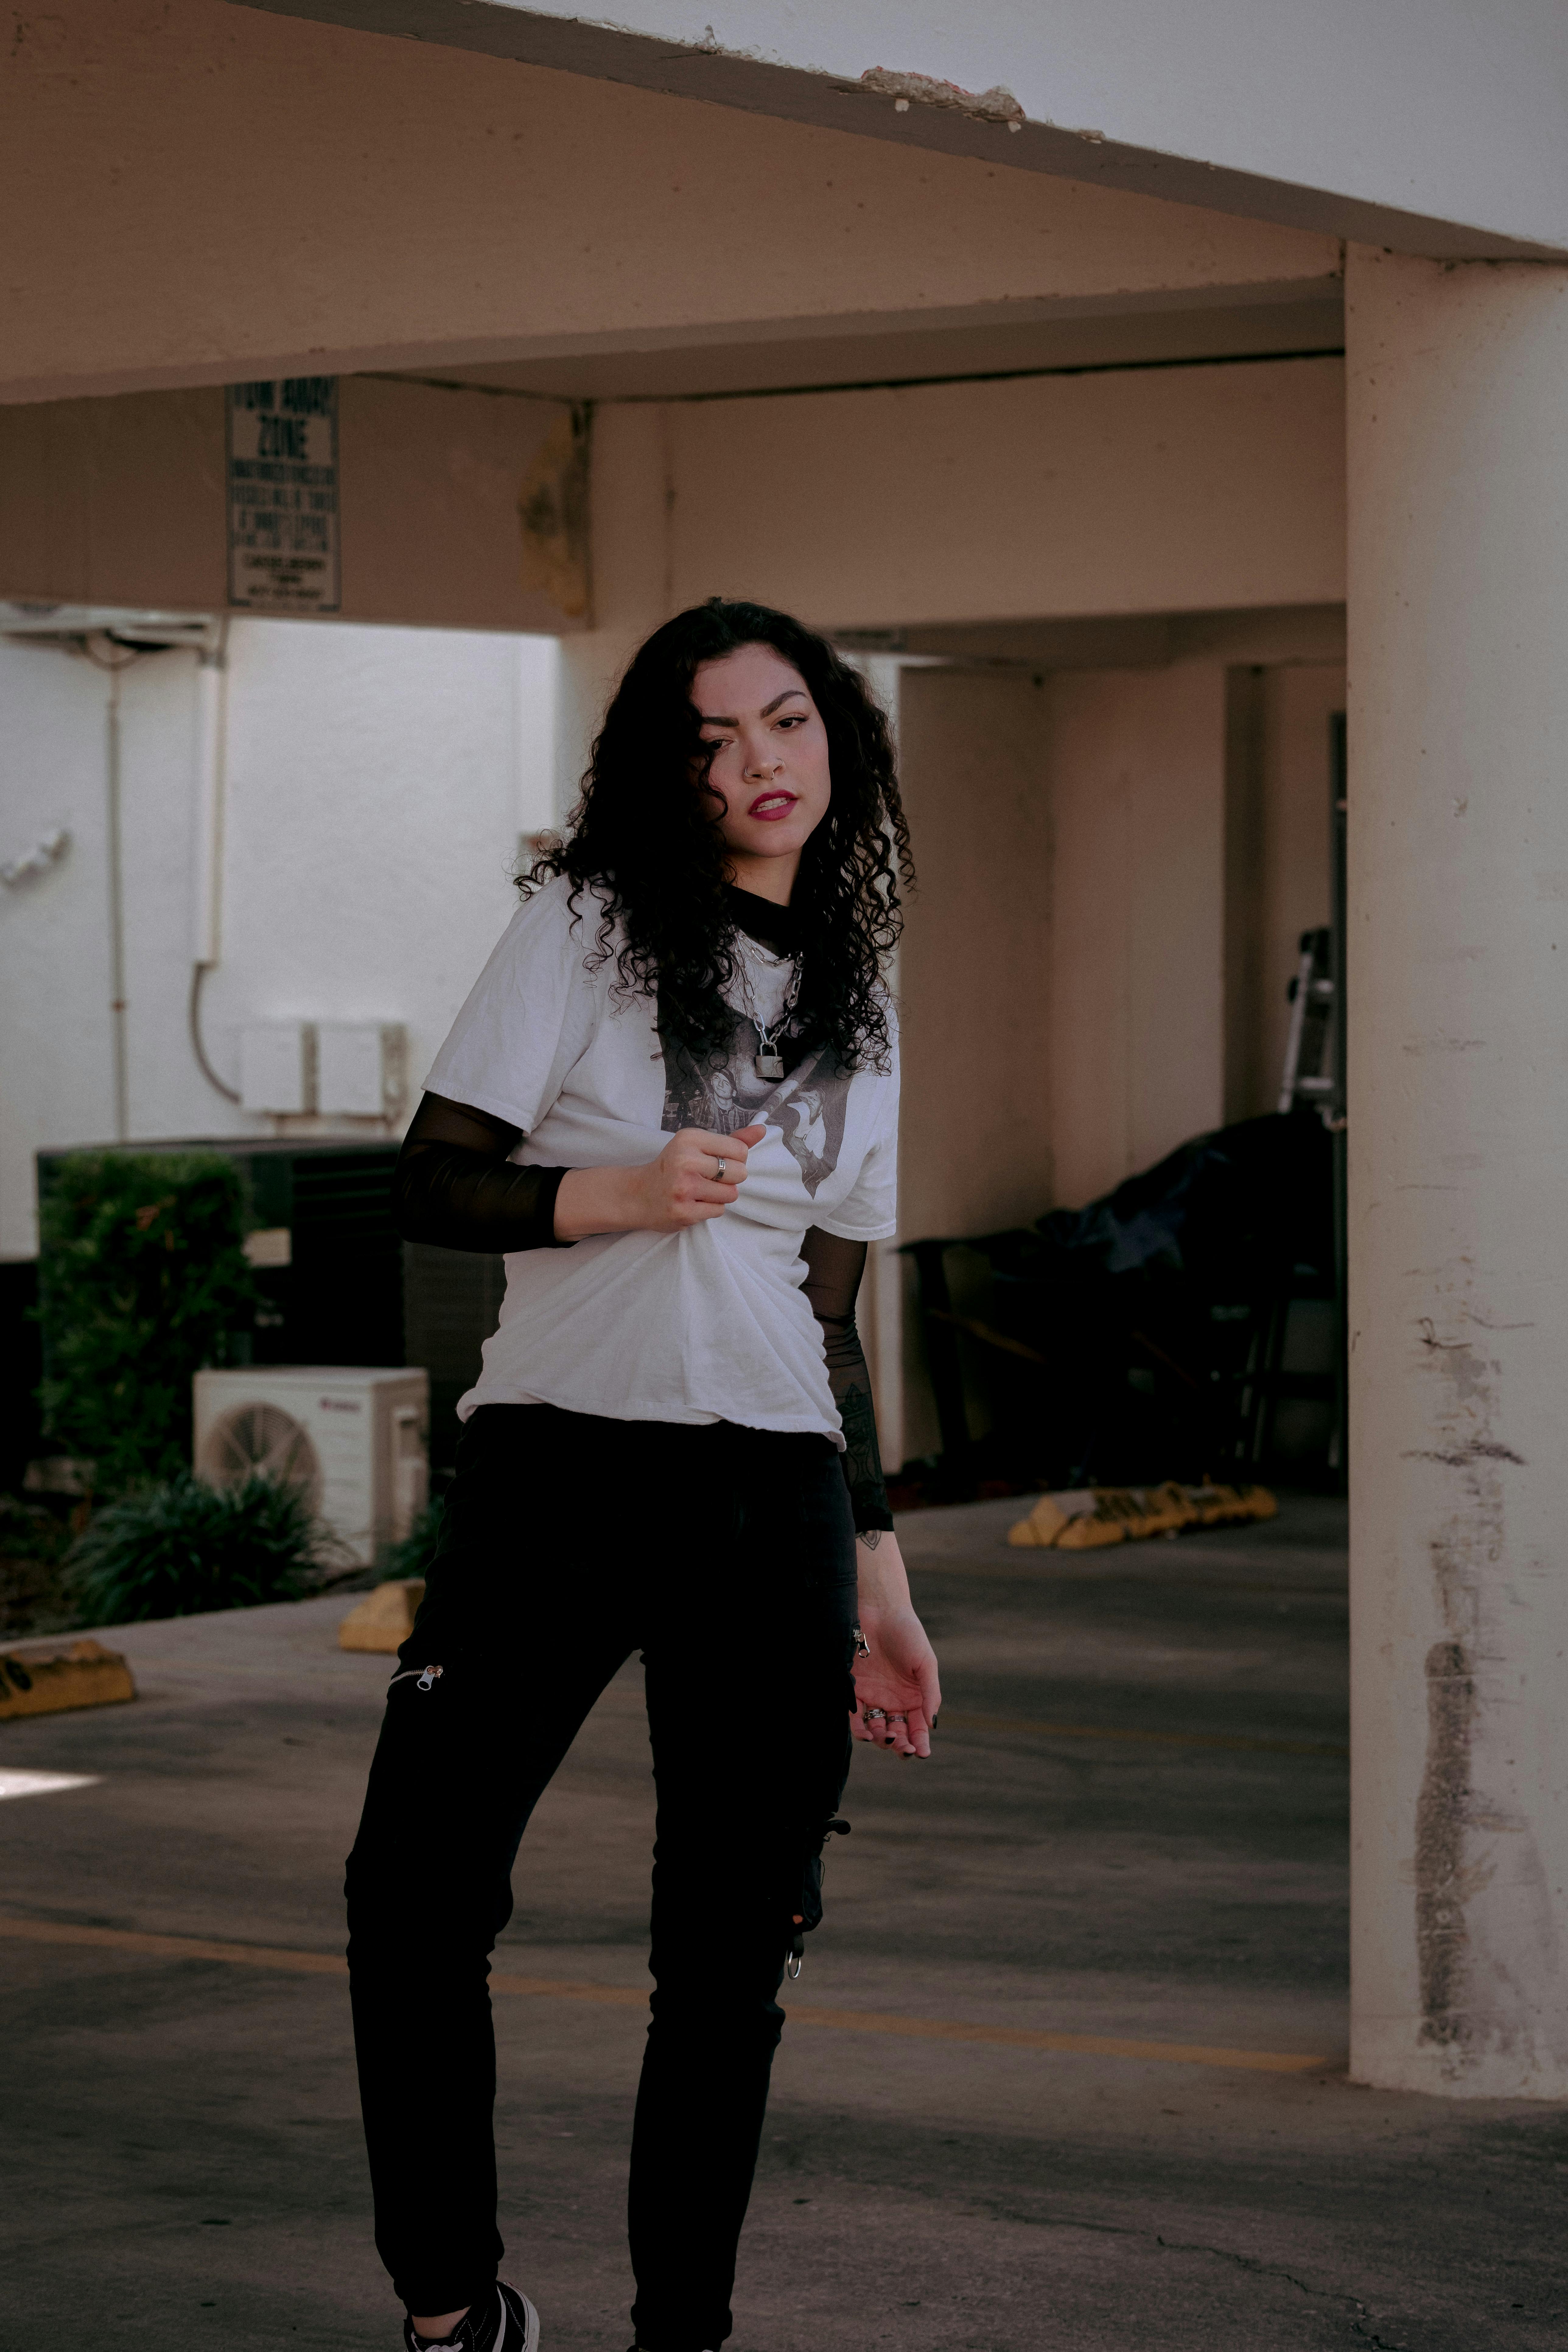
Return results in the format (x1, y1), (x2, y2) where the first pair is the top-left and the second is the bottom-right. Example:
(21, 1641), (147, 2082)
(0, 1638), (136, 1721)
(1009, 1481), (1279, 1550)
(339, 1578), (425, 1654)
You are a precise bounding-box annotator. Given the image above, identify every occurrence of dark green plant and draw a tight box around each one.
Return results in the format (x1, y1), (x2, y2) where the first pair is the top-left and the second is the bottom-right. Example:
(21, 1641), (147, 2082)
(0, 1494), (78, 1640)
(379, 1494), (445, 1582)
(38, 1153), (259, 1493)
(65, 1474), (331, 1626)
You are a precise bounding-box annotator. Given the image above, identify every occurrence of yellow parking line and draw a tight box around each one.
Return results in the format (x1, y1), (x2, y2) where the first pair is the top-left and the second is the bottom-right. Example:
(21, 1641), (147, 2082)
(771, 2004), (1332, 2072)
(0, 1914), (348, 1975)
(939, 1712), (1348, 1758)
(0, 1913), (1333, 2074)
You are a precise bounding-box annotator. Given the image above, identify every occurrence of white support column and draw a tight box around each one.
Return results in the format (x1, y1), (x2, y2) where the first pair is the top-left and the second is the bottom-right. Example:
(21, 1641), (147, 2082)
(1048, 663), (1228, 1206)
(1347, 246), (1568, 2097)
(551, 404), (673, 825)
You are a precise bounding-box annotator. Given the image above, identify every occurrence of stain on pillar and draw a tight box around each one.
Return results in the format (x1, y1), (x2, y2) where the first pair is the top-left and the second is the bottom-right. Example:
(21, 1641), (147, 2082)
(1414, 1637), (1474, 2046)
(519, 404), (591, 621)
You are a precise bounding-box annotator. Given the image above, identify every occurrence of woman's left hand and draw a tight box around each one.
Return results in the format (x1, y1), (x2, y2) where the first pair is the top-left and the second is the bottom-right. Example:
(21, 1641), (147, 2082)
(851, 1531), (941, 1759)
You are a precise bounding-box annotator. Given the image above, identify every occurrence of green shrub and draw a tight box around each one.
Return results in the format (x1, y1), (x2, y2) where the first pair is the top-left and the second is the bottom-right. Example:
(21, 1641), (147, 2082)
(66, 1474), (329, 1626)
(38, 1153), (259, 1493)
(0, 1495), (78, 1640)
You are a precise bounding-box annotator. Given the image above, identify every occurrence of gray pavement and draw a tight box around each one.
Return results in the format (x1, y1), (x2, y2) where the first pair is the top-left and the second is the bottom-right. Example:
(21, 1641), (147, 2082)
(3, 1494), (1563, 2350)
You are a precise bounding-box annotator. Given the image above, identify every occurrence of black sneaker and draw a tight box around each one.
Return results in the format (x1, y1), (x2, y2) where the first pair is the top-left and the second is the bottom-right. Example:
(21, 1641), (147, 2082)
(404, 2282), (539, 2352)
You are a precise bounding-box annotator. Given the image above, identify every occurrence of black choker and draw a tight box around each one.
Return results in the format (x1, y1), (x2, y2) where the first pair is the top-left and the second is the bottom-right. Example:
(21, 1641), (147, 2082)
(724, 883), (801, 957)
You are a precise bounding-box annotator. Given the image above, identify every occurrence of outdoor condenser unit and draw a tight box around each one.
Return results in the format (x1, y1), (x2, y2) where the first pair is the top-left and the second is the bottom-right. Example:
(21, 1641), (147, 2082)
(193, 1366), (429, 1567)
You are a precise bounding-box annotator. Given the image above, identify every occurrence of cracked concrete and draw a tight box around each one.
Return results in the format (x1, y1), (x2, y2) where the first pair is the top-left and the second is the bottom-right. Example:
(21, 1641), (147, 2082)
(3, 1492), (1565, 2348)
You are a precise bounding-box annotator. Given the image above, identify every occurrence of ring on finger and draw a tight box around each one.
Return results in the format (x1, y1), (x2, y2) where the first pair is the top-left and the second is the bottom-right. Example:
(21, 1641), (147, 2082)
(864, 1706), (886, 1721)
(714, 1156), (727, 1180)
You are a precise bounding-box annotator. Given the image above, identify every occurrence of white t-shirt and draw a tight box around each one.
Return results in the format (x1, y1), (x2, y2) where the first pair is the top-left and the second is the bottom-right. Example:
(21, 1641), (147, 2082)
(424, 875), (900, 1441)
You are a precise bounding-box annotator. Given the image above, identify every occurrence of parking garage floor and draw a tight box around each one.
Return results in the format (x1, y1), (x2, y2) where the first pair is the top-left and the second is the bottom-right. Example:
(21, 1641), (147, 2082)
(4, 1494), (1564, 2350)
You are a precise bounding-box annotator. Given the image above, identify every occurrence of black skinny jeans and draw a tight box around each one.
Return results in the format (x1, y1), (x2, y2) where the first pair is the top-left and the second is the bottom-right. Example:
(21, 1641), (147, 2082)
(345, 1403), (859, 2349)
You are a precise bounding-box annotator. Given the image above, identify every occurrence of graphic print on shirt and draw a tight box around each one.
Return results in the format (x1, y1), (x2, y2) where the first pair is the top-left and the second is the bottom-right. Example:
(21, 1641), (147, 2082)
(659, 1009), (851, 1199)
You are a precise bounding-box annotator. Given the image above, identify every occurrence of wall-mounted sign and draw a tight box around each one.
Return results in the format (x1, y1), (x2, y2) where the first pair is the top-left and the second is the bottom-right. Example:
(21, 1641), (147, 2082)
(226, 378), (340, 612)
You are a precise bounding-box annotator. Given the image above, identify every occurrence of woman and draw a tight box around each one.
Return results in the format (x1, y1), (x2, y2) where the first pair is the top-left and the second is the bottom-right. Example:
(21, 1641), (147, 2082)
(346, 598), (942, 2352)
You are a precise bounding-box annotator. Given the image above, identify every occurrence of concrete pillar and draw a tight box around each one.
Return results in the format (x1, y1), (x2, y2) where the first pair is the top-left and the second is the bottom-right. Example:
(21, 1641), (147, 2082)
(896, 666), (1054, 1244)
(893, 665), (1053, 1464)
(1346, 247), (1568, 2096)
(553, 404), (673, 822)
(1048, 663), (1227, 1206)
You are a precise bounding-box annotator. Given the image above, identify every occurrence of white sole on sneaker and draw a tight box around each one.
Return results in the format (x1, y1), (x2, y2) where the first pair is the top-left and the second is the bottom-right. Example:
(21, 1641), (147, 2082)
(495, 2284), (540, 2352)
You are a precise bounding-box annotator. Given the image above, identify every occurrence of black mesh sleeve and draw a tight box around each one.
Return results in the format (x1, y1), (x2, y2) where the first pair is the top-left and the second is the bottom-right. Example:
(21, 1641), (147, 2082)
(392, 1091), (570, 1254)
(800, 1227), (895, 1537)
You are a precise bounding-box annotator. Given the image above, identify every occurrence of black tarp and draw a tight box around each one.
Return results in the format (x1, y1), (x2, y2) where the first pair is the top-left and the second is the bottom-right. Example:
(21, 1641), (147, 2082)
(932, 1109), (1335, 1489)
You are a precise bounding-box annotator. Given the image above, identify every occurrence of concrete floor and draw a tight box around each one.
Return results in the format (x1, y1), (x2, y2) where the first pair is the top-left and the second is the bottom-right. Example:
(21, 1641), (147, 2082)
(3, 1494), (1564, 2350)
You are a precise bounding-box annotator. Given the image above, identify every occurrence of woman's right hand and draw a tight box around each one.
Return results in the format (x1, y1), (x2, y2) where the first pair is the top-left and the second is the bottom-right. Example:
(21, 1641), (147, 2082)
(629, 1124), (768, 1230)
(554, 1125), (766, 1240)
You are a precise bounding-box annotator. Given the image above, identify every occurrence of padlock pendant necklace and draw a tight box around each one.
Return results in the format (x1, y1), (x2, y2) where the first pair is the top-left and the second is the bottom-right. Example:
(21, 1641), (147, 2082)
(744, 952), (802, 1081)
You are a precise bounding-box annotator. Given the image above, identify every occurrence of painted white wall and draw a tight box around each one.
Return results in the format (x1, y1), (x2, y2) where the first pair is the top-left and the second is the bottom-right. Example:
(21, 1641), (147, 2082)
(0, 619), (558, 1259)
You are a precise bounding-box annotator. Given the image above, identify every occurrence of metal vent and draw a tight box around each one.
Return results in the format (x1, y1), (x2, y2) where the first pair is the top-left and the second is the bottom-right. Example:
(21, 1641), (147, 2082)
(197, 1401), (324, 1511)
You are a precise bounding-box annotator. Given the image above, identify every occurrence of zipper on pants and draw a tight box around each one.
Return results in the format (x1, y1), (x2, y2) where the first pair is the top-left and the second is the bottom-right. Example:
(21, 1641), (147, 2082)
(389, 1664), (443, 1692)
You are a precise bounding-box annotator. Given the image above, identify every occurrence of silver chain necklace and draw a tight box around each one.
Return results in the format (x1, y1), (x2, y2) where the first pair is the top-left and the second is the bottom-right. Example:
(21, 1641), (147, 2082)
(737, 948), (803, 1080)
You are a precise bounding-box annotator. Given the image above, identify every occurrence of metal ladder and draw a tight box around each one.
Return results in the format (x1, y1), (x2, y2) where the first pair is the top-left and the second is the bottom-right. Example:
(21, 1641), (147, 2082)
(1242, 715), (1348, 1481)
(1277, 925), (1337, 1115)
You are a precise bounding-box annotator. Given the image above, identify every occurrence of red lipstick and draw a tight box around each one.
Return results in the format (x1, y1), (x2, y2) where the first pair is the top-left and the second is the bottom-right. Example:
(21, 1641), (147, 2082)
(747, 789), (798, 821)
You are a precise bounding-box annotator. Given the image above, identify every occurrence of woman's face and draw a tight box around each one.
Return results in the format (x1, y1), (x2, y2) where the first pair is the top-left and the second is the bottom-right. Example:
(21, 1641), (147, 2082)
(691, 642), (832, 891)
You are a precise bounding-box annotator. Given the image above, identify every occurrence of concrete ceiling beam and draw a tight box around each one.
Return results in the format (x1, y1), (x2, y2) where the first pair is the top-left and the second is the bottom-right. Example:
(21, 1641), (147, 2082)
(229, 0), (1568, 261)
(4, 0), (1338, 404)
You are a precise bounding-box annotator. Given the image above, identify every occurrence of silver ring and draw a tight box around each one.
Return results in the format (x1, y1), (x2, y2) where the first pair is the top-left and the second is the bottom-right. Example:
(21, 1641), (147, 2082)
(864, 1706), (886, 1721)
(714, 1156), (727, 1181)
(887, 1713), (908, 1724)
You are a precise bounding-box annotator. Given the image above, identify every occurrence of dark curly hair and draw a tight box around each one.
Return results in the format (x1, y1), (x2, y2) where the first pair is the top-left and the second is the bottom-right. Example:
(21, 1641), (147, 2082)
(522, 598), (912, 1070)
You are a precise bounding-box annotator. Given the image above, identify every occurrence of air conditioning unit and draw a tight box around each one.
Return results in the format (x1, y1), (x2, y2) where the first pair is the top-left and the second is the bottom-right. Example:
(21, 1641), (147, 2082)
(193, 1366), (429, 1567)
